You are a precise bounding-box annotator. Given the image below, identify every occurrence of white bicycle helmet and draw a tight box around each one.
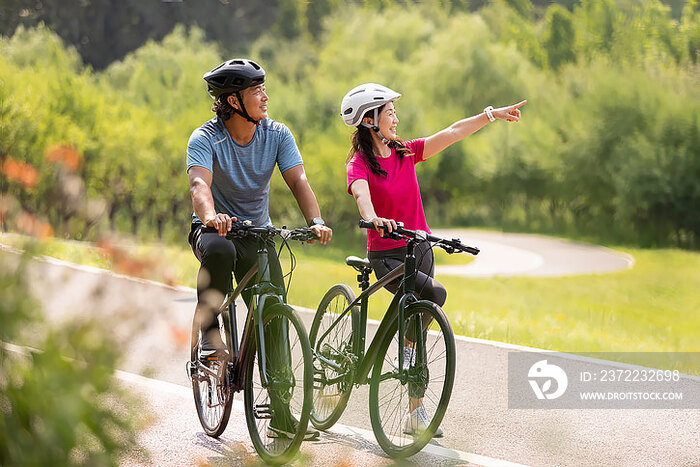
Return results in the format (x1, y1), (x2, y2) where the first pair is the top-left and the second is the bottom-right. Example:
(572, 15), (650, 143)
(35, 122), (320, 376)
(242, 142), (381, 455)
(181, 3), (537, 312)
(340, 83), (401, 127)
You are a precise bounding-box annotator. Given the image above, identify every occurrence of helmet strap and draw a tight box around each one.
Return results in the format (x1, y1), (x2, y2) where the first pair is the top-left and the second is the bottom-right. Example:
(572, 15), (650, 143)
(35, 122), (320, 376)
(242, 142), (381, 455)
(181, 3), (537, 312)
(233, 91), (260, 124)
(360, 108), (389, 144)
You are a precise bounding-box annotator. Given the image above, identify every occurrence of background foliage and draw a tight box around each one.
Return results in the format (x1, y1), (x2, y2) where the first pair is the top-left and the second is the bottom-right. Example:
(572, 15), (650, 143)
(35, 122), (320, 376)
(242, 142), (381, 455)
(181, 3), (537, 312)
(0, 0), (698, 247)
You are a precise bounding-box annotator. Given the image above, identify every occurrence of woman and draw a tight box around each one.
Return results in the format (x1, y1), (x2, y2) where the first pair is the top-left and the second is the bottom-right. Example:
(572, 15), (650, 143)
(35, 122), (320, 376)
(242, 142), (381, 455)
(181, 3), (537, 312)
(342, 83), (525, 437)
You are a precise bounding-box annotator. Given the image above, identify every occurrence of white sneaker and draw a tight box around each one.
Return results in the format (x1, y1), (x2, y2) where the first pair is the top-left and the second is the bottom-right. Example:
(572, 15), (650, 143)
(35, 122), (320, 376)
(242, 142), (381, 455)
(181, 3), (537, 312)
(393, 346), (416, 370)
(402, 405), (443, 438)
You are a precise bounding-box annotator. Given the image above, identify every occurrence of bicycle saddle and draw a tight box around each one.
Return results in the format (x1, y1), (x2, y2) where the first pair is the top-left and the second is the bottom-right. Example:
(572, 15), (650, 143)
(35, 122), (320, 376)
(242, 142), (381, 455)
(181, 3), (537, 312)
(345, 256), (371, 271)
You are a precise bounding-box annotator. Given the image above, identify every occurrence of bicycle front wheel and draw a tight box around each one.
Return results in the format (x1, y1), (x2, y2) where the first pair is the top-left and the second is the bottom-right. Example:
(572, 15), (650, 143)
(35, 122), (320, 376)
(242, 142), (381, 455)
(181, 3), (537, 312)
(190, 321), (233, 437)
(369, 301), (456, 458)
(243, 303), (313, 465)
(309, 284), (358, 430)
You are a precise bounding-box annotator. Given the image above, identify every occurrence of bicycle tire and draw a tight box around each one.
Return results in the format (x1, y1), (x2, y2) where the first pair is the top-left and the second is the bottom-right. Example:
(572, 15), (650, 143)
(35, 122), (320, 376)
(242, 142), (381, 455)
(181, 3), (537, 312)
(190, 319), (233, 437)
(369, 301), (455, 458)
(243, 303), (313, 465)
(309, 284), (358, 430)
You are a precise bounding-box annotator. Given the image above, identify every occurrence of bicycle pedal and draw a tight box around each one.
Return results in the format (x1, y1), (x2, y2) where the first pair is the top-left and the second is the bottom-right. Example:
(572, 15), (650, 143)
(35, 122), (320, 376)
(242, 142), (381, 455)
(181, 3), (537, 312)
(253, 404), (274, 420)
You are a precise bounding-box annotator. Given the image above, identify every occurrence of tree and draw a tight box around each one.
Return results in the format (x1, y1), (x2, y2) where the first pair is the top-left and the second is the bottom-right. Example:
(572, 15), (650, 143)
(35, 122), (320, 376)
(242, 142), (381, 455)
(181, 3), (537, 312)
(543, 5), (576, 69)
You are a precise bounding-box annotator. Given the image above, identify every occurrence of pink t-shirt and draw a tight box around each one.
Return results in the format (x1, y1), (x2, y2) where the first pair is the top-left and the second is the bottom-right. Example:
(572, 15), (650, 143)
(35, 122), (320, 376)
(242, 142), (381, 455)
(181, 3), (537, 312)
(346, 139), (430, 251)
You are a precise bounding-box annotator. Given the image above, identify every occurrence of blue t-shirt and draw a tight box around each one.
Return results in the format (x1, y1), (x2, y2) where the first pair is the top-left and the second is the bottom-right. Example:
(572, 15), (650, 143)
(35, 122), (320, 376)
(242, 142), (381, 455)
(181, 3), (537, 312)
(186, 117), (303, 227)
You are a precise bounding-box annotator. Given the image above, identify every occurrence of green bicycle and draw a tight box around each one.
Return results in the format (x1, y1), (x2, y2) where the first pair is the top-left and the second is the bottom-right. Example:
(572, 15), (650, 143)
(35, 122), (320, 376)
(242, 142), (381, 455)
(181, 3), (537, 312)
(186, 222), (316, 465)
(309, 220), (479, 458)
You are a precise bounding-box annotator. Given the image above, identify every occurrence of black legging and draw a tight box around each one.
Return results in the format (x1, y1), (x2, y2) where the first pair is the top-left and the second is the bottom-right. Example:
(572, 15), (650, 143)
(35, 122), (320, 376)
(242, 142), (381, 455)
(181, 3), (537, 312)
(368, 242), (447, 307)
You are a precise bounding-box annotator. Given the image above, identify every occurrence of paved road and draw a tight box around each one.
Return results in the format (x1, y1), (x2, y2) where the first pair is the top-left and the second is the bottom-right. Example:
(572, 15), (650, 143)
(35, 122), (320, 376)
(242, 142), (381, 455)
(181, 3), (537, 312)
(1, 233), (698, 466)
(431, 229), (634, 277)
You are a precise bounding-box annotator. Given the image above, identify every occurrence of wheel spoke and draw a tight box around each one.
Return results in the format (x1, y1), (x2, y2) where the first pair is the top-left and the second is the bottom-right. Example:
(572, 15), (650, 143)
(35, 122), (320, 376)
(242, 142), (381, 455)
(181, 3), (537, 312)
(243, 305), (312, 463)
(370, 305), (455, 456)
(192, 353), (232, 436)
(310, 285), (356, 429)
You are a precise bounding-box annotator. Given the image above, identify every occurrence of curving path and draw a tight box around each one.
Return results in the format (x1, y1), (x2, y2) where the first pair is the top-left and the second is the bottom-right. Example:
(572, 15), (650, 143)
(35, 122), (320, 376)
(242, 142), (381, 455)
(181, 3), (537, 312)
(431, 229), (634, 277)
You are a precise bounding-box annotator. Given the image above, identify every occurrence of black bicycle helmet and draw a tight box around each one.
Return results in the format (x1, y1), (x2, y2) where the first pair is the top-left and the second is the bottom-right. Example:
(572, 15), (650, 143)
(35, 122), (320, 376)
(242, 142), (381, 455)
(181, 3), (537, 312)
(203, 58), (266, 123)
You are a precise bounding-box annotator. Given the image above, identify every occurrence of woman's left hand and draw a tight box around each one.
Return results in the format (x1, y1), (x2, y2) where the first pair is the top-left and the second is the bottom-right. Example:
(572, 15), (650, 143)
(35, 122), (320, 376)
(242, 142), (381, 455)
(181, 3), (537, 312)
(493, 100), (527, 122)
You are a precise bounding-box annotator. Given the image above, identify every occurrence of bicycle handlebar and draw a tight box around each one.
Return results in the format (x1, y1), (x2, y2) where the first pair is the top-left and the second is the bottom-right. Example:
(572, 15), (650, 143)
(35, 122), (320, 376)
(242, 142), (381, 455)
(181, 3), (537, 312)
(202, 221), (319, 242)
(358, 219), (480, 256)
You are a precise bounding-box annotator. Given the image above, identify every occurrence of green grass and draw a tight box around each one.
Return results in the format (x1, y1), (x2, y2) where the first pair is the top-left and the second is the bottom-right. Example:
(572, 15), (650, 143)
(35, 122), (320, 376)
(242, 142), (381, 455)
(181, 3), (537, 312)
(2, 233), (698, 357)
(439, 249), (700, 354)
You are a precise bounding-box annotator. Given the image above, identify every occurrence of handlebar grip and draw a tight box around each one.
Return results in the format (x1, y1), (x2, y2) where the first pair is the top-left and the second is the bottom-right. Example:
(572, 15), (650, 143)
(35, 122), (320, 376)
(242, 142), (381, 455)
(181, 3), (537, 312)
(358, 219), (405, 241)
(358, 219), (375, 230)
(358, 219), (403, 230)
(465, 246), (480, 255)
(201, 221), (255, 237)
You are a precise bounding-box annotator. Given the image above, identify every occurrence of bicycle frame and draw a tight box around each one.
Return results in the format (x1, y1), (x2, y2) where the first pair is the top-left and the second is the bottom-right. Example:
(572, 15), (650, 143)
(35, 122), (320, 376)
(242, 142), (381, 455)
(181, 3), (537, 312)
(314, 238), (428, 386)
(215, 235), (286, 391)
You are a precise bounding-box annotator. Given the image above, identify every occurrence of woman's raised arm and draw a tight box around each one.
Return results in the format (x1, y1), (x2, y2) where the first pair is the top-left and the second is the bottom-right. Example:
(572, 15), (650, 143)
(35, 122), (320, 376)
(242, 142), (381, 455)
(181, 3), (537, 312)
(422, 100), (527, 160)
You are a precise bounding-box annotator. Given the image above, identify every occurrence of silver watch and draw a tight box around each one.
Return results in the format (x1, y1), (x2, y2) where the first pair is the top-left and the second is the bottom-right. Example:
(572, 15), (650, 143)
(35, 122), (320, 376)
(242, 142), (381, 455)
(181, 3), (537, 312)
(309, 217), (325, 227)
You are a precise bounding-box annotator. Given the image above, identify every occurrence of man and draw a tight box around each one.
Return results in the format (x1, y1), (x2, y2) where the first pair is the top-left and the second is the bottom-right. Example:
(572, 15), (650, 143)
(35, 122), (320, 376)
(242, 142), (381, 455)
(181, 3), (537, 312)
(187, 58), (331, 439)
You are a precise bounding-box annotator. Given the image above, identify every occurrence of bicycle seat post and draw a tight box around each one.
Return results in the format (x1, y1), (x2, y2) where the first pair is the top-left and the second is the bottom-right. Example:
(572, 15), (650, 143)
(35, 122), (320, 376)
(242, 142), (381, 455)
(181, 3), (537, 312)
(357, 269), (370, 292)
(358, 267), (372, 361)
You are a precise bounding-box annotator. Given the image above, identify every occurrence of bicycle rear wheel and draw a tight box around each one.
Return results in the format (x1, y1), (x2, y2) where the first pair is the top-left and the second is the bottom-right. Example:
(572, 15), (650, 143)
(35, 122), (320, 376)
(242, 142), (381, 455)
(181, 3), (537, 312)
(369, 301), (455, 458)
(190, 320), (233, 437)
(243, 303), (313, 465)
(309, 284), (358, 430)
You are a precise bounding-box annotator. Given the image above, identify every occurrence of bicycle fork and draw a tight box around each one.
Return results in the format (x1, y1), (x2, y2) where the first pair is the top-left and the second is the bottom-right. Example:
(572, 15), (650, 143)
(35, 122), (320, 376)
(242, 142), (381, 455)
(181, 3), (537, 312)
(398, 239), (419, 374)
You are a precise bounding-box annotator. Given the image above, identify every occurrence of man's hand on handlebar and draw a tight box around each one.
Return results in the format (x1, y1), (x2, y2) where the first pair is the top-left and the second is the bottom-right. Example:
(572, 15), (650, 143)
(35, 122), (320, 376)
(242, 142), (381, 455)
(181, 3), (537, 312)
(308, 224), (333, 245)
(204, 213), (237, 236)
(369, 217), (397, 237)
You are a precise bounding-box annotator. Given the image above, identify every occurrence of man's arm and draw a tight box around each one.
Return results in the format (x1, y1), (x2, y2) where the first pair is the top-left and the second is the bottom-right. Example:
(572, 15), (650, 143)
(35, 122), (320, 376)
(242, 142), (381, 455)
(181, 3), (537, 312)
(282, 165), (332, 244)
(188, 166), (234, 236)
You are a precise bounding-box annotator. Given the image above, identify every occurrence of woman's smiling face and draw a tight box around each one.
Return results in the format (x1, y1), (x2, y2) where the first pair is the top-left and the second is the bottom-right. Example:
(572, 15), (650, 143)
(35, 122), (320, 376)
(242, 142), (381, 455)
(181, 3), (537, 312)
(376, 101), (399, 140)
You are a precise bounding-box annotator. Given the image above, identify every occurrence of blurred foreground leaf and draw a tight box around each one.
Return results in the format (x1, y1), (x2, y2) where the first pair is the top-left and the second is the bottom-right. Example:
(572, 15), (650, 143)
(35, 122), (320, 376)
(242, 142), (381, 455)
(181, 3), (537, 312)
(0, 254), (144, 466)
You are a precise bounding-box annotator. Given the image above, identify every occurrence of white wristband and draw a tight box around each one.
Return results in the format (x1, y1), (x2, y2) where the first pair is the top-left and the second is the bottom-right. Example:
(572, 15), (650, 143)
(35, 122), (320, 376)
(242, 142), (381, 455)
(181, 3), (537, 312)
(484, 106), (495, 122)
